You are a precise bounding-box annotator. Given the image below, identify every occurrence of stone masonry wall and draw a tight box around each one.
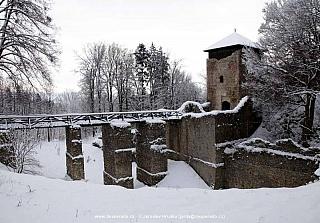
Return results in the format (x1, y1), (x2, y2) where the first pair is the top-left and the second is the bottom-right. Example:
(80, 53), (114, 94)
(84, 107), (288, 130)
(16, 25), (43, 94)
(166, 104), (319, 189)
(164, 98), (320, 189)
(65, 126), (85, 180)
(219, 138), (320, 189)
(136, 121), (168, 186)
(215, 99), (260, 144)
(102, 123), (134, 189)
(165, 97), (258, 189)
(207, 49), (245, 110)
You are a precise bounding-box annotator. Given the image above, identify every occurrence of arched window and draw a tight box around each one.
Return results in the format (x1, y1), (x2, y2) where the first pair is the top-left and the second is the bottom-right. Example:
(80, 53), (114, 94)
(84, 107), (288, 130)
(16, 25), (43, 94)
(219, 75), (224, 83)
(222, 101), (230, 110)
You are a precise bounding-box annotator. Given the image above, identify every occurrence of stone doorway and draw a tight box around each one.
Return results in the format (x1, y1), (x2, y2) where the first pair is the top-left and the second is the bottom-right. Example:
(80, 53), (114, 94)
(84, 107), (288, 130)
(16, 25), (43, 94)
(222, 101), (231, 110)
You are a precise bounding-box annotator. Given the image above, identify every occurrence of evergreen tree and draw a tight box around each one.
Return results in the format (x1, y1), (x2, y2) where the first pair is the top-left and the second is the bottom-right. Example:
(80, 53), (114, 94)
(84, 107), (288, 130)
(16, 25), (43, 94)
(134, 43), (150, 110)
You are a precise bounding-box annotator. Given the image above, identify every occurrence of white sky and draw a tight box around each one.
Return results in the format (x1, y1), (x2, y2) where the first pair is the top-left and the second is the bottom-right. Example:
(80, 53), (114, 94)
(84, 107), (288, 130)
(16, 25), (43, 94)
(50, 0), (269, 93)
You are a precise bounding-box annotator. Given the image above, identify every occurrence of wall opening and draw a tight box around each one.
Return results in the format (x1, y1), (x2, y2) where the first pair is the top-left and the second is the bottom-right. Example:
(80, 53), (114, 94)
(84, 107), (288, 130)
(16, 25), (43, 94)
(219, 75), (224, 83)
(222, 101), (230, 110)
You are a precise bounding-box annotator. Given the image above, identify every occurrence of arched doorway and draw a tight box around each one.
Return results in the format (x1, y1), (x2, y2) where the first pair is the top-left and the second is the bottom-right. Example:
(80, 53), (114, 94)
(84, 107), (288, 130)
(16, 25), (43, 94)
(222, 101), (230, 110)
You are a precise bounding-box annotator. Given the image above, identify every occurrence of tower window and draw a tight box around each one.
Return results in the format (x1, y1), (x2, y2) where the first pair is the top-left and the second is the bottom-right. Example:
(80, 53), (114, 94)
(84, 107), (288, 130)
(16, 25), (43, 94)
(219, 75), (224, 83)
(222, 101), (230, 110)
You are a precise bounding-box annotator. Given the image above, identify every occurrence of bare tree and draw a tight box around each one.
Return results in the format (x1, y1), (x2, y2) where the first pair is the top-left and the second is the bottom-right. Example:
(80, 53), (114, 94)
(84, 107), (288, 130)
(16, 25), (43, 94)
(6, 130), (41, 174)
(77, 42), (106, 113)
(54, 90), (83, 113)
(0, 0), (59, 91)
(102, 43), (121, 112)
(113, 46), (134, 111)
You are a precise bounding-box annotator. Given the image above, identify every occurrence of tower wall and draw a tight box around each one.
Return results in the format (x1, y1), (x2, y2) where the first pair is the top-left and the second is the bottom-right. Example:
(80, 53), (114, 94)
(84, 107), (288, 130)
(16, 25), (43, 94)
(207, 48), (246, 110)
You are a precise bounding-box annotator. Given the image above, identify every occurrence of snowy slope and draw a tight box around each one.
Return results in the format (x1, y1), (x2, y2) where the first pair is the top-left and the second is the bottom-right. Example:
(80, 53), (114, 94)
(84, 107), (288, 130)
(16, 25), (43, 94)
(0, 169), (320, 223)
(1, 138), (320, 222)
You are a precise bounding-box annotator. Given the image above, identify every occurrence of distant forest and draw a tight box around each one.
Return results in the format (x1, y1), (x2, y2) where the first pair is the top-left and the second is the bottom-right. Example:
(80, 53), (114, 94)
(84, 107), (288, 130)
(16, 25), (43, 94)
(0, 42), (205, 116)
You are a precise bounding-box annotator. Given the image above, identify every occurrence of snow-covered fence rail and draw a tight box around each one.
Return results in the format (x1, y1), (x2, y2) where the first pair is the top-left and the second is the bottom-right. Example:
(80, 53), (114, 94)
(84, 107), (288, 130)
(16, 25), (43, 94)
(0, 110), (182, 130)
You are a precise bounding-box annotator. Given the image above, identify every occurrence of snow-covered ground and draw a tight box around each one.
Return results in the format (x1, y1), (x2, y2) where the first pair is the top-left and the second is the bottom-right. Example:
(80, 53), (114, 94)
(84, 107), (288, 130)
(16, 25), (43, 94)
(19, 138), (210, 189)
(0, 137), (320, 222)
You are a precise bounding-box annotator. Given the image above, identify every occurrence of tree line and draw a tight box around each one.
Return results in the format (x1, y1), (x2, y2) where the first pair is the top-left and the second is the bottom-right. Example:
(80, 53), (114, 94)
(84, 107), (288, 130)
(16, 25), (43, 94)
(1, 0), (319, 147)
(76, 42), (204, 113)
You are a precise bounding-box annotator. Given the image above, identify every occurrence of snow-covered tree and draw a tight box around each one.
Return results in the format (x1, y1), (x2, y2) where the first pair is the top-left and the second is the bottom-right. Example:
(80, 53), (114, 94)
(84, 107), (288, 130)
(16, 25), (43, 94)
(134, 43), (150, 110)
(243, 0), (320, 145)
(77, 42), (106, 113)
(148, 44), (170, 109)
(0, 0), (59, 92)
(114, 47), (134, 112)
(5, 130), (41, 174)
(167, 59), (204, 109)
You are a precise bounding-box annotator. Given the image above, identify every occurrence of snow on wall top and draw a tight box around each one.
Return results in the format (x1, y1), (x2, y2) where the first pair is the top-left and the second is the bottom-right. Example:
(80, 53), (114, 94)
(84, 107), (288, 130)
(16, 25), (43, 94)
(204, 32), (261, 52)
(182, 96), (249, 119)
(177, 101), (206, 114)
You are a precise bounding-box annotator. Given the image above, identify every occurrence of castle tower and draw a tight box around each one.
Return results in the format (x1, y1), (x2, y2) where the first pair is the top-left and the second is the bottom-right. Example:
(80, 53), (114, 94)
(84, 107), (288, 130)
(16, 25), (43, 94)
(204, 32), (260, 110)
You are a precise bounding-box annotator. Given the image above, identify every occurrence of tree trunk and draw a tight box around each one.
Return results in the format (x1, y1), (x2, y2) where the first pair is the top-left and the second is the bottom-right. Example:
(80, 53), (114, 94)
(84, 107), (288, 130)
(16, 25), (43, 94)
(302, 93), (316, 146)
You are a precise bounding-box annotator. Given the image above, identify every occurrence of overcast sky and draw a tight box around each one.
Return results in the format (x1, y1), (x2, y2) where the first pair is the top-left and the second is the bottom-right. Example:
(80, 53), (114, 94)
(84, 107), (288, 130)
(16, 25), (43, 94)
(50, 0), (269, 93)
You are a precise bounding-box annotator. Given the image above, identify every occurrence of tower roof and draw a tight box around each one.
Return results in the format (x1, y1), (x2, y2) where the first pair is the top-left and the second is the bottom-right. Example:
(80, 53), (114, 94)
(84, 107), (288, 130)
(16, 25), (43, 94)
(204, 32), (260, 52)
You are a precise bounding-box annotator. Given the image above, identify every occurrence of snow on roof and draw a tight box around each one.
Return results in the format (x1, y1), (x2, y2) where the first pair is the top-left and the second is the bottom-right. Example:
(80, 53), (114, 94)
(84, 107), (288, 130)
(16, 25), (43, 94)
(204, 32), (261, 52)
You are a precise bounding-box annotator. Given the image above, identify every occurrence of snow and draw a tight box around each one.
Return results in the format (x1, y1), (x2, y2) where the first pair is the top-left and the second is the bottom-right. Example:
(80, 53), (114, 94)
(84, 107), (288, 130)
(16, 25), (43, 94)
(245, 137), (275, 145)
(216, 138), (247, 148)
(183, 96), (249, 118)
(156, 160), (210, 189)
(71, 139), (82, 144)
(177, 101), (206, 114)
(224, 147), (237, 155)
(204, 32), (261, 51)
(218, 137), (320, 164)
(70, 124), (81, 128)
(137, 166), (168, 177)
(1, 137), (320, 222)
(115, 148), (136, 153)
(130, 128), (137, 134)
(66, 152), (84, 160)
(191, 157), (224, 168)
(145, 118), (166, 124)
(315, 166), (320, 177)
(0, 137), (210, 188)
(150, 144), (167, 153)
(110, 120), (131, 128)
(1, 167), (320, 222)
(224, 139), (320, 161)
(104, 171), (133, 183)
(149, 137), (164, 144)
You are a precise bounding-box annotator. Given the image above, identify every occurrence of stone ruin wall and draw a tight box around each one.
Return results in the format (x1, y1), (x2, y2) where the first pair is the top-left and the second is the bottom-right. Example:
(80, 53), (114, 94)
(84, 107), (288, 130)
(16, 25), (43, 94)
(65, 126), (85, 180)
(2, 98), (319, 190)
(219, 139), (320, 189)
(166, 97), (260, 188)
(166, 99), (320, 189)
(62, 97), (319, 189)
(102, 120), (168, 189)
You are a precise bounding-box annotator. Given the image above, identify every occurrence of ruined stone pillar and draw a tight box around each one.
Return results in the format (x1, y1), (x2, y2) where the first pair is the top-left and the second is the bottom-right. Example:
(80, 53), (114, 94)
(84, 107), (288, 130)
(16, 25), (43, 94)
(136, 121), (168, 186)
(165, 119), (181, 161)
(102, 123), (133, 189)
(65, 125), (85, 180)
(0, 130), (14, 167)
